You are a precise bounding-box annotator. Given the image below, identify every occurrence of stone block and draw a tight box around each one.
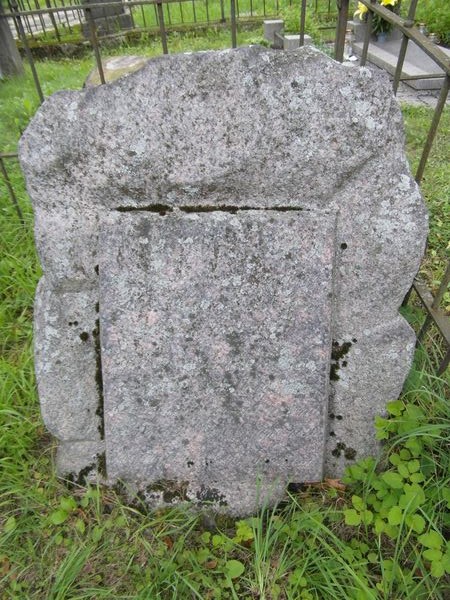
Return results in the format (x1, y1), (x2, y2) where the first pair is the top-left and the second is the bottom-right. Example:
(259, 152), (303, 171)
(283, 34), (312, 50)
(34, 278), (102, 443)
(99, 210), (335, 511)
(263, 19), (284, 47)
(350, 19), (402, 43)
(19, 46), (428, 513)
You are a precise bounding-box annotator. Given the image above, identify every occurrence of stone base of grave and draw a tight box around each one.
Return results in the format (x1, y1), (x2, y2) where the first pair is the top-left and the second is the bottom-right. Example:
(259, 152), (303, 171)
(351, 27), (450, 90)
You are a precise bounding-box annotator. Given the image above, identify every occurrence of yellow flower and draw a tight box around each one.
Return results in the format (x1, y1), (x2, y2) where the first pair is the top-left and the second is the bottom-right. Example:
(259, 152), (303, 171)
(354, 1), (368, 19)
(381, 0), (398, 5)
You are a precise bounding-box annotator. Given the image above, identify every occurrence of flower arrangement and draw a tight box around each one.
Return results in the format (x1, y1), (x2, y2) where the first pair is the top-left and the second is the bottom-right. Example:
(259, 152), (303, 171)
(354, 0), (400, 37)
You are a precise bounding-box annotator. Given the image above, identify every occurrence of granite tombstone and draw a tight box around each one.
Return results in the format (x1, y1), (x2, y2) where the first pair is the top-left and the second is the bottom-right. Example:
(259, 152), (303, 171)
(19, 46), (427, 514)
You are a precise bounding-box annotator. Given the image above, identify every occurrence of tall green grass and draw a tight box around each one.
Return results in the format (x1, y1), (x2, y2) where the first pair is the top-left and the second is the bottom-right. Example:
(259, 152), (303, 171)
(0, 32), (449, 598)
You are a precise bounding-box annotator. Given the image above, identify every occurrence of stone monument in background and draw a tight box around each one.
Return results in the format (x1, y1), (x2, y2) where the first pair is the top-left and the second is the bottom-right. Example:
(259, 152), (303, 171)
(19, 46), (427, 514)
(82, 0), (132, 38)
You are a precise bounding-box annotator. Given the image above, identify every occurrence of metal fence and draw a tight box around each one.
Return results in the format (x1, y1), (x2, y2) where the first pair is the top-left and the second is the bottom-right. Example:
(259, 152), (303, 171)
(0, 0), (449, 373)
(6, 0), (334, 44)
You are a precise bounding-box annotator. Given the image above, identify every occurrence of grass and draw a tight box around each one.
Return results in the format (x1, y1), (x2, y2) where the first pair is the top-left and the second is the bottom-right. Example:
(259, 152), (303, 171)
(402, 104), (450, 296)
(1, 30), (449, 599)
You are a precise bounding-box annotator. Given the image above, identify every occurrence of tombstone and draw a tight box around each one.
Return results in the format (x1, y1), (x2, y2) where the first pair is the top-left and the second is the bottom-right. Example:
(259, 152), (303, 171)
(19, 46), (427, 514)
(81, 0), (132, 38)
(263, 20), (284, 48)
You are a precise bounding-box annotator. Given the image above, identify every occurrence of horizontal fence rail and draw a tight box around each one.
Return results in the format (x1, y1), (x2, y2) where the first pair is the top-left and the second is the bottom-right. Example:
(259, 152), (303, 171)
(1, 0), (449, 373)
(4, 0), (314, 44)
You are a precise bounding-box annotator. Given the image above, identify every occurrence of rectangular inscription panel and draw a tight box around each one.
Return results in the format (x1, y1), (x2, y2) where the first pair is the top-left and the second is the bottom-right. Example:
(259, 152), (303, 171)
(99, 209), (336, 511)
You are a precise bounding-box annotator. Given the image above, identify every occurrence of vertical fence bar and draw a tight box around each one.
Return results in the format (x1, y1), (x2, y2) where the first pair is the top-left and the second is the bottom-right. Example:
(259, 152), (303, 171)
(437, 348), (450, 376)
(59, 0), (73, 33)
(220, 0), (225, 22)
(45, 0), (61, 40)
(7, 0), (21, 37)
(179, 0), (184, 23)
(334, 0), (349, 62)
(74, 0), (84, 26)
(360, 9), (372, 66)
(0, 157), (24, 224)
(166, 3), (172, 26)
(230, 0), (237, 47)
(34, 0), (47, 34)
(393, 0), (418, 94)
(156, 1), (168, 53)
(205, 0), (209, 23)
(25, 0), (39, 37)
(10, 0), (44, 104)
(299, 0), (306, 46)
(415, 74), (449, 184)
(140, 3), (147, 27)
(191, 0), (196, 22)
(128, 2), (135, 28)
(417, 262), (450, 343)
(86, 7), (106, 84)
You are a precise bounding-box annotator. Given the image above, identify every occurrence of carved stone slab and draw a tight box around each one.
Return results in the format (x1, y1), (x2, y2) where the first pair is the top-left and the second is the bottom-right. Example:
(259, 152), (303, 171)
(19, 45), (428, 513)
(99, 210), (335, 510)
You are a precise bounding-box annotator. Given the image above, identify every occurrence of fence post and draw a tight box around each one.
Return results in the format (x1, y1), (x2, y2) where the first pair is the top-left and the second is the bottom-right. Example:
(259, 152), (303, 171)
(299, 0), (306, 46)
(156, 1), (168, 54)
(359, 8), (372, 66)
(417, 262), (450, 343)
(86, 7), (106, 84)
(334, 0), (349, 62)
(415, 75), (449, 184)
(0, 1), (24, 76)
(230, 0), (237, 48)
(9, 0), (44, 103)
(0, 156), (24, 224)
(44, 0), (61, 41)
(393, 0), (418, 94)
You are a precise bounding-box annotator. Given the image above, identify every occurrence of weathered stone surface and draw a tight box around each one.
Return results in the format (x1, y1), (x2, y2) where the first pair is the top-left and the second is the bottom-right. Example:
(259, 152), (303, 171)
(84, 55), (150, 88)
(34, 278), (102, 443)
(99, 210), (335, 510)
(19, 45), (428, 513)
(263, 20), (283, 47)
(283, 35), (313, 51)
